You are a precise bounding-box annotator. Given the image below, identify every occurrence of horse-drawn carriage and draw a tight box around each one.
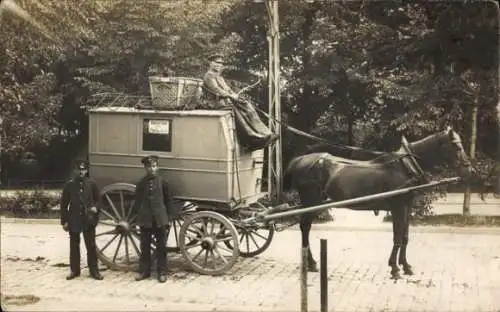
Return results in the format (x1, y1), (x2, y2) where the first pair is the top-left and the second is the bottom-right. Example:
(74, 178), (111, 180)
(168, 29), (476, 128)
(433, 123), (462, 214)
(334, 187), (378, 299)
(89, 76), (473, 279)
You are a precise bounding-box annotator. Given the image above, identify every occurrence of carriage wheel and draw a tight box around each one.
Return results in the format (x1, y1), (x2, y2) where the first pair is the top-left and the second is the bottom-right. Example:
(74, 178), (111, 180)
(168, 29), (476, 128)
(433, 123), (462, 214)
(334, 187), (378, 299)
(95, 183), (140, 272)
(179, 211), (239, 275)
(224, 223), (275, 258)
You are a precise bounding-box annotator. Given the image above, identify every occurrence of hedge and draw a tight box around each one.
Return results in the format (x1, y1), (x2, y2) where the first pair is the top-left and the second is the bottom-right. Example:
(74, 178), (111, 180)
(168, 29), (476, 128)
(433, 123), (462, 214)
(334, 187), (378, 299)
(0, 189), (61, 218)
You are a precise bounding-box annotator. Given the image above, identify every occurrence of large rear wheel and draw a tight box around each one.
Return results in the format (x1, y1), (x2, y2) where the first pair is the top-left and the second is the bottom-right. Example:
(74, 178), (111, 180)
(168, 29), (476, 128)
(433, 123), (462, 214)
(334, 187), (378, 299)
(95, 183), (140, 272)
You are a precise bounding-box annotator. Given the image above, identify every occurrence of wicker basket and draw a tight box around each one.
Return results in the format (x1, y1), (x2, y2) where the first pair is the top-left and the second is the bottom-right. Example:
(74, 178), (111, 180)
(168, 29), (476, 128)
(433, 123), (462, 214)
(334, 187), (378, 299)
(148, 76), (203, 110)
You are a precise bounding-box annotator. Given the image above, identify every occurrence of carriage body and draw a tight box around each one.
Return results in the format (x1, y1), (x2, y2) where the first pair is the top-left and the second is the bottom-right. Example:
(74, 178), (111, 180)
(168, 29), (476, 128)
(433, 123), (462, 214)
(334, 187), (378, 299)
(88, 106), (266, 211)
(88, 79), (276, 275)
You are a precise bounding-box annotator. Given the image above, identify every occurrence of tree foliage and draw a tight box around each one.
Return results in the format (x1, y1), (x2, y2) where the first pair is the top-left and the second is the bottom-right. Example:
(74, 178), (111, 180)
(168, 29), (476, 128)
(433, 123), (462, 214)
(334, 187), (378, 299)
(0, 0), (498, 194)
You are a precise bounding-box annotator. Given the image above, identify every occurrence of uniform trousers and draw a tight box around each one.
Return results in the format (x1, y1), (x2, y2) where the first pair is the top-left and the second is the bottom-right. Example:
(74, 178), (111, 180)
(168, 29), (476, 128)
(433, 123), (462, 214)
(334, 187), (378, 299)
(139, 221), (168, 275)
(69, 227), (99, 275)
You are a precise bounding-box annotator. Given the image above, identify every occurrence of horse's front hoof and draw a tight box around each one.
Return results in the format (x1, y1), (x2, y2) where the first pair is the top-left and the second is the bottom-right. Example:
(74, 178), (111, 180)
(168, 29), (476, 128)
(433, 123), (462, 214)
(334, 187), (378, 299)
(390, 268), (401, 280)
(403, 266), (414, 276)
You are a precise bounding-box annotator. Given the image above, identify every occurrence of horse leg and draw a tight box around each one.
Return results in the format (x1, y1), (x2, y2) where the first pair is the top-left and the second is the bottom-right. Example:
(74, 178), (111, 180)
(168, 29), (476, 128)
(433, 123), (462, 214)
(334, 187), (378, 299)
(388, 207), (404, 280)
(299, 213), (318, 272)
(398, 205), (414, 275)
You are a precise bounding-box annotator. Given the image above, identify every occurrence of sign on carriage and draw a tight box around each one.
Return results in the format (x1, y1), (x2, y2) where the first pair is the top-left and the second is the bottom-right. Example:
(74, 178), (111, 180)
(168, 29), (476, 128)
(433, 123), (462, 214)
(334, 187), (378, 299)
(148, 119), (170, 134)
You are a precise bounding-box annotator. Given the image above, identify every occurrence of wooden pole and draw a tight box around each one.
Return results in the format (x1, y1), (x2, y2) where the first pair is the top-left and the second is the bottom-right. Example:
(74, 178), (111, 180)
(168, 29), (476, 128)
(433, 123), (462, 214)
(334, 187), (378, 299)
(463, 99), (478, 216)
(320, 239), (328, 312)
(301, 247), (308, 312)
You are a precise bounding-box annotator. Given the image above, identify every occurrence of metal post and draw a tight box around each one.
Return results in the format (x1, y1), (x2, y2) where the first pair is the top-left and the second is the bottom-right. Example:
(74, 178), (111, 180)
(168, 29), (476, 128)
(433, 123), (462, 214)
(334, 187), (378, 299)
(301, 246), (308, 312)
(320, 239), (328, 312)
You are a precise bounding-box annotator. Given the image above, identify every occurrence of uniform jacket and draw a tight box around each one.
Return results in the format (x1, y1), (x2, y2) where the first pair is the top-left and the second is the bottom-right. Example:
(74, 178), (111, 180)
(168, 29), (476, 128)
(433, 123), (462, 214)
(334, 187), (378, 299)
(132, 174), (178, 228)
(60, 176), (100, 233)
(202, 69), (235, 109)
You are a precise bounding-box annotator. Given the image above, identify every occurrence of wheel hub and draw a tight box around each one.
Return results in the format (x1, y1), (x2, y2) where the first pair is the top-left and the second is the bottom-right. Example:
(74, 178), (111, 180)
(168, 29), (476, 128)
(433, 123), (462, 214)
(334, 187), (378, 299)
(201, 236), (215, 250)
(115, 221), (130, 234)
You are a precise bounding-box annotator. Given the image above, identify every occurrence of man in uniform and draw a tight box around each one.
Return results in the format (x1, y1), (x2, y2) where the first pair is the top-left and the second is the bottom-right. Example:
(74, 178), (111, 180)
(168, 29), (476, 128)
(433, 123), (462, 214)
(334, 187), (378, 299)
(133, 155), (176, 283)
(202, 54), (277, 149)
(60, 159), (103, 280)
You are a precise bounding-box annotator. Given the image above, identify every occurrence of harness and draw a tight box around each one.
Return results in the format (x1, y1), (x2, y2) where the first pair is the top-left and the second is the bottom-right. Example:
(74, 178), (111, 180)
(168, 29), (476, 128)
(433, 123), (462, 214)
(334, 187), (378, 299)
(399, 136), (429, 186)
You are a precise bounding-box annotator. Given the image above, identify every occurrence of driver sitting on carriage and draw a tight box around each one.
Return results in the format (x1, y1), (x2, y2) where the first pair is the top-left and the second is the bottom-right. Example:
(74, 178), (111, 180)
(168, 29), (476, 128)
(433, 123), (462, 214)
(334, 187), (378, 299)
(201, 53), (278, 149)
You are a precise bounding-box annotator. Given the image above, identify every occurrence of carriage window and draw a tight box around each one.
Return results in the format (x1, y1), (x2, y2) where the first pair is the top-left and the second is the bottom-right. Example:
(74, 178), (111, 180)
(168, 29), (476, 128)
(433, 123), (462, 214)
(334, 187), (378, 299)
(142, 119), (172, 152)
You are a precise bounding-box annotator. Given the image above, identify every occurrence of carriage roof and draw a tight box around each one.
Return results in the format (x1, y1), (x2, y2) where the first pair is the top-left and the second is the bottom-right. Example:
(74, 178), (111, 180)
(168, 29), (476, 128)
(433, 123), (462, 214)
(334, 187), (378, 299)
(88, 106), (231, 117)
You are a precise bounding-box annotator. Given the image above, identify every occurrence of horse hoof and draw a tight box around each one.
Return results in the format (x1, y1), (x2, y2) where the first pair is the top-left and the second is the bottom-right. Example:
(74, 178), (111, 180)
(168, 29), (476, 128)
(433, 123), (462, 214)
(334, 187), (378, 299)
(390, 269), (401, 280)
(403, 266), (414, 276)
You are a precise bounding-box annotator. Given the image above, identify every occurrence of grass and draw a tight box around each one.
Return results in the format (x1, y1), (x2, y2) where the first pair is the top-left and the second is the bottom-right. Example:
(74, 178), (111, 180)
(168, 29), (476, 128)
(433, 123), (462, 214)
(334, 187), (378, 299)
(383, 213), (500, 227)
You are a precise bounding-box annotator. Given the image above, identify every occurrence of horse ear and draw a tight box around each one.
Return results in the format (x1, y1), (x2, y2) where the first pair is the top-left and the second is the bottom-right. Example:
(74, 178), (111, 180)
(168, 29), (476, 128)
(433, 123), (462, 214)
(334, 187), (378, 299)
(445, 125), (452, 134)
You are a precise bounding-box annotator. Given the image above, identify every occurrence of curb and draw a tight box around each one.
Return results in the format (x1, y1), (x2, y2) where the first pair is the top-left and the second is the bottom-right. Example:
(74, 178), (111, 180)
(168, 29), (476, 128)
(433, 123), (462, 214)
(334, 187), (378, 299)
(3, 216), (500, 235)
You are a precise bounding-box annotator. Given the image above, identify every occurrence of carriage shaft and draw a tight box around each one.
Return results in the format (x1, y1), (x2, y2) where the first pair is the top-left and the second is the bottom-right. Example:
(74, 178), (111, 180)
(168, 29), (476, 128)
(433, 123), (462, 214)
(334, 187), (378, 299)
(254, 177), (461, 222)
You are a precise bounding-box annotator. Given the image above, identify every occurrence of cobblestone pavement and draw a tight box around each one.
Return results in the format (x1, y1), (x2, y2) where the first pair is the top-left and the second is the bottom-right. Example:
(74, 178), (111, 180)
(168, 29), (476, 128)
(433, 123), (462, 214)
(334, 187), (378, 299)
(1, 222), (500, 312)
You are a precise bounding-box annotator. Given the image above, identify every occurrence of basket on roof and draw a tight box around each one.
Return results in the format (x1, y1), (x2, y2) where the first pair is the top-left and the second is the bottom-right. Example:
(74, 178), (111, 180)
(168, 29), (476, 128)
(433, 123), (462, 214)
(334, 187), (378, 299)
(148, 76), (203, 110)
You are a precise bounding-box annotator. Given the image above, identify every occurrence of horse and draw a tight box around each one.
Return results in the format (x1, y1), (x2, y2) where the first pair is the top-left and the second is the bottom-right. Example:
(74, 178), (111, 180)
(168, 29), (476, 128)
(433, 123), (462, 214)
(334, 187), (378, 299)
(283, 126), (474, 279)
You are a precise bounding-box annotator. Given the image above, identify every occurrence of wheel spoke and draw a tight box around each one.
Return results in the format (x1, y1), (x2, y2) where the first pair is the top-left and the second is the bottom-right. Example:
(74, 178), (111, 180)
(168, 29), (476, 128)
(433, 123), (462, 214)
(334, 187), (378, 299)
(105, 193), (122, 220)
(173, 220), (179, 246)
(210, 250), (217, 270)
(239, 233), (245, 244)
(125, 199), (135, 221)
(185, 232), (201, 240)
(215, 236), (234, 243)
(213, 247), (228, 264)
(112, 235), (124, 263)
(187, 227), (203, 237)
(217, 244), (234, 254)
(124, 234), (130, 264)
(250, 230), (269, 241)
(192, 248), (204, 262)
(209, 221), (215, 235)
(203, 249), (209, 267)
(119, 191), (125, 219)
(96, 229), (116, 237)
(249, 233), (260, 249)
(99, 220), (117, 227)
(185, 242), (202, 250)
(129, 214), (138, 224)
(245, 234), (250, 253)
(127, 232), (140, 255)
(99, 233), (119, 253)
(100, 209), (116, 221)
(201, 219), (208, 235)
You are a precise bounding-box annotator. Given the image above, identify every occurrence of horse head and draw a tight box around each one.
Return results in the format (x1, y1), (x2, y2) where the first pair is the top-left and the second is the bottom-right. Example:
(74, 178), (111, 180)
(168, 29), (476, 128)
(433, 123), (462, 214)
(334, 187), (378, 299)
(407, 126), (474, 179)
(442, 126), (475, 179)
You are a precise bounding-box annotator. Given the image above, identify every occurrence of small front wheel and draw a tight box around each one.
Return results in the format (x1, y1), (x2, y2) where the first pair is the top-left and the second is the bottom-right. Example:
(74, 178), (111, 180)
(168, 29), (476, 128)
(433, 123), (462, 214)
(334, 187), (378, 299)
(179, 211), (239, 275)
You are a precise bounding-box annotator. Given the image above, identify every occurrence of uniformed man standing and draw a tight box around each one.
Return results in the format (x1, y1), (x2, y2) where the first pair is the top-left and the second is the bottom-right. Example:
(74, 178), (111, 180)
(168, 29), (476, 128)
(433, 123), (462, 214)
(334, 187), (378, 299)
(60, 159), (103, 280)
(133, 155), (175, 283)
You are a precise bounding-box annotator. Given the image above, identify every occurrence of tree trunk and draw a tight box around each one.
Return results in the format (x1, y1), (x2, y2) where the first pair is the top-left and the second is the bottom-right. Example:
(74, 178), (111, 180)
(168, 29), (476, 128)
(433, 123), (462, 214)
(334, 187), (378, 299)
(462, 101), (478, 216)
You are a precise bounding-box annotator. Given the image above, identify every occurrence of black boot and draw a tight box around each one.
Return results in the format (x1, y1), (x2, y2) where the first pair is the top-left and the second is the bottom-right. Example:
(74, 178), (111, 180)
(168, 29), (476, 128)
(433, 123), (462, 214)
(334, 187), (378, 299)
(66, 272), (80, 280)
(135, 272), (151, 281)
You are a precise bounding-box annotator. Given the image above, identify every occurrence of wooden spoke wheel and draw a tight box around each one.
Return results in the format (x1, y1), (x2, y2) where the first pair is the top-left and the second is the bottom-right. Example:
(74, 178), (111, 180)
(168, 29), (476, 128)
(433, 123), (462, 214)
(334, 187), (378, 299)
(225, 223), (275, 258)
(95, 183), (140, 272)
(179, 211), (239, 276)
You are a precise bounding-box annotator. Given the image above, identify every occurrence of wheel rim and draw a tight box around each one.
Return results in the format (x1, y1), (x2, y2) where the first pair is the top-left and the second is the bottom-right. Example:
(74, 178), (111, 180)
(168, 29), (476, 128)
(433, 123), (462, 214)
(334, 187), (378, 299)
(95, 183), (140, 271)
(179, 211), (239, 275)
(225, 224), (274, 257)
